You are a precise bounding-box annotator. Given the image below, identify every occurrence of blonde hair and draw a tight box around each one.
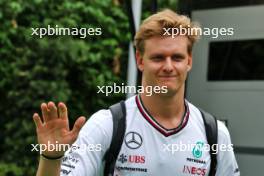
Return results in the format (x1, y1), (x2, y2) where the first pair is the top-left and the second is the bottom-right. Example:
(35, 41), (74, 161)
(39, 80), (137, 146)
(134, 9), (200, 55)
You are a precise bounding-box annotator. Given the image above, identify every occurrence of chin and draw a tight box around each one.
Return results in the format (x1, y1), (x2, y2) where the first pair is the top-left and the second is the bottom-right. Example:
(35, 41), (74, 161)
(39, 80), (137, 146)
(162, 83), (182, 95)
(159, 88), (177, 97)
(160, 83), (177, 90)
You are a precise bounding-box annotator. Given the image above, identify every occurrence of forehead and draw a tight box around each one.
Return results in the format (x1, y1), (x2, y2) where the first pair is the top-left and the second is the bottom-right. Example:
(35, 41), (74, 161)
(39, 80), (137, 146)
(144, 36), (189, 55)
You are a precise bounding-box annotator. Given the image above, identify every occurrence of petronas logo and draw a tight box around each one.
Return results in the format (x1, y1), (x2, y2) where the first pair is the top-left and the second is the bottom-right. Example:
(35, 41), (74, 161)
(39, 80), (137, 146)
(192, 141), (204, 158)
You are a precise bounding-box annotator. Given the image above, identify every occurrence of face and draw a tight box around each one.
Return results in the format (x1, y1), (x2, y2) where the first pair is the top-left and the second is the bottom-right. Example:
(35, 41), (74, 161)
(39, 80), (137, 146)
(136, 35), (192, 96)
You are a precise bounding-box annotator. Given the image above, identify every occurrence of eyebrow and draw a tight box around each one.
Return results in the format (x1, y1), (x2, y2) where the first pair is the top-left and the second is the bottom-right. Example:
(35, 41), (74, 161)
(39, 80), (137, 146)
(171, 53), (185, 58)
(149, 54), (164, 58)
(149, 52), (185, 58)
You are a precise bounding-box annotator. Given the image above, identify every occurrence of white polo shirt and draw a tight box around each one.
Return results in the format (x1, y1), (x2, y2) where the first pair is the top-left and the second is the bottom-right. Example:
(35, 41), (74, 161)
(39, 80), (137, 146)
(60, 95), (240, 176)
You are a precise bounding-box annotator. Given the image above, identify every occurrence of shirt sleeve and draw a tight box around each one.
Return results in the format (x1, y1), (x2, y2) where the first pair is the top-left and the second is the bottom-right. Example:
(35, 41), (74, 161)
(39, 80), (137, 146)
(215, 121), (240, 176)
(60, 109), (113, 176)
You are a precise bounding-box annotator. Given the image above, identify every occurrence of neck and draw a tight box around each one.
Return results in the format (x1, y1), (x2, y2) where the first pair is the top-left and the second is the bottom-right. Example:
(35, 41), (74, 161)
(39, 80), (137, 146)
(140, 86), (185, 121)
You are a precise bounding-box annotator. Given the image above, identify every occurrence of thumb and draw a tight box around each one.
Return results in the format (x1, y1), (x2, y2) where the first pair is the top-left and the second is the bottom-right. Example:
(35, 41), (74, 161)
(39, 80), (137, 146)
(71, 116), (86, 138)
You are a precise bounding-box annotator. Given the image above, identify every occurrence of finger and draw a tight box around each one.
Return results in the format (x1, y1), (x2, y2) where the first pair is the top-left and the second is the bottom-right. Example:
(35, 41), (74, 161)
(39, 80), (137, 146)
(71, 116), (86, 137)
(33, 113), (43, 129)
(41, 103), (49, 122)
(58, 102), (68, 120)
(47, 101), (58, 119)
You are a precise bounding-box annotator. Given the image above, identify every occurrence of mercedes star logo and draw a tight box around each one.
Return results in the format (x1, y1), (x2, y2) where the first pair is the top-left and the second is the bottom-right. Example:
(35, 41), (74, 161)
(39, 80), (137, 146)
(125, 131), (143, 149)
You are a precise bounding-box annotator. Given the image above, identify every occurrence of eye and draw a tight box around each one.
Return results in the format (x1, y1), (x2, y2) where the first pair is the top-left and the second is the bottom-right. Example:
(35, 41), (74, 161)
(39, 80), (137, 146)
(171, 54), (184, 61)
(150, 55), (164, 61)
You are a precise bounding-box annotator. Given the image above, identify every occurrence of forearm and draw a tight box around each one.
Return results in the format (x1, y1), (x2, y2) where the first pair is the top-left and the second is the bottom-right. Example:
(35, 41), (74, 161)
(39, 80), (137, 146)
(36, 157), (61, 176)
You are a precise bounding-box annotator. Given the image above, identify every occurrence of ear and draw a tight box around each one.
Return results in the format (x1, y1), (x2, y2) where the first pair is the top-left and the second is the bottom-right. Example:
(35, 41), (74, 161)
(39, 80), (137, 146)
(136, 50), (144, 72)
(187, 53), (192, 72)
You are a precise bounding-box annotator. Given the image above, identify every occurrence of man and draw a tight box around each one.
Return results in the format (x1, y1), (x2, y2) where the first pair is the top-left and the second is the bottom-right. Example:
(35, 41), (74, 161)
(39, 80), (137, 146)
(33, 9), (240, 176)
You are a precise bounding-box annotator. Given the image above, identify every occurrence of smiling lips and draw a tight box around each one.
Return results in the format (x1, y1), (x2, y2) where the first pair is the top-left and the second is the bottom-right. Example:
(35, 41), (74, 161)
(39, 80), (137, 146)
(158, 75), (177, 78)
(159, 75), (176, 77)
(158, 76), (177, 81)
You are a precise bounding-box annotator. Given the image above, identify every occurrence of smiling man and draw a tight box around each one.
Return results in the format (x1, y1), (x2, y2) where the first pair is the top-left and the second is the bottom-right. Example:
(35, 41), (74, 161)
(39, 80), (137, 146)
(34, 9), (240, 176)
(136, 35), (192, 130)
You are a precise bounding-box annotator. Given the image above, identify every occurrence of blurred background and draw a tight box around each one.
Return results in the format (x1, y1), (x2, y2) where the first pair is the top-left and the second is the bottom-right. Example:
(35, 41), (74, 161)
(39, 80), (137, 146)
(1, 0), (264, 175)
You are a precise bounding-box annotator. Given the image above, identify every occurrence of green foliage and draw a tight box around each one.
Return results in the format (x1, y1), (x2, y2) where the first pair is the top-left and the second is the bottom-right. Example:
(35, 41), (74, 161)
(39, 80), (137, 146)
(0, 163), (23, 176)
(0, 0), (129, 175)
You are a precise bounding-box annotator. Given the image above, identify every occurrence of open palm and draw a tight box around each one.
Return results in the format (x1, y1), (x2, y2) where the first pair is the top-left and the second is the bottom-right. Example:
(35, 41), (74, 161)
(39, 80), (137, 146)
(33, 102), (86, 157)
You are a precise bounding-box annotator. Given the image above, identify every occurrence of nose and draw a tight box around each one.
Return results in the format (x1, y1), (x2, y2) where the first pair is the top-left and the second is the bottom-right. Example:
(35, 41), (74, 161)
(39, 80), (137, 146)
(163, 57), (173, 73)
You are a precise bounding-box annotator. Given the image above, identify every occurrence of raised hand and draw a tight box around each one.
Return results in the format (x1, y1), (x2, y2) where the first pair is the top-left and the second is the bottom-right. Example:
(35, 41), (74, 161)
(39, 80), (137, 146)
(33, 102), (86, 158)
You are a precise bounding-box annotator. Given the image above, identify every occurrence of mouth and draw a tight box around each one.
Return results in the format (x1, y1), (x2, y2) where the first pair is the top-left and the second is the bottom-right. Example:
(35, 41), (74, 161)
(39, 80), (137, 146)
(158, 76), (177, 81)
(158, 75), (177, 78)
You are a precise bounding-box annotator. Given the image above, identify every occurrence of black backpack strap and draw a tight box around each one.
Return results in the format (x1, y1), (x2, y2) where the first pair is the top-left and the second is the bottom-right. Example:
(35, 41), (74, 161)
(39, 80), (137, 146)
(199, 109), (218, 176)
(103, 100), (126, 176)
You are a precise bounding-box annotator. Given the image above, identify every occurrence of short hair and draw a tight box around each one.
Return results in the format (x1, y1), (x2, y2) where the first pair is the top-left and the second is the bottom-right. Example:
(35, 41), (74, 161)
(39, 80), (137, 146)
(134, 9), (200, 55)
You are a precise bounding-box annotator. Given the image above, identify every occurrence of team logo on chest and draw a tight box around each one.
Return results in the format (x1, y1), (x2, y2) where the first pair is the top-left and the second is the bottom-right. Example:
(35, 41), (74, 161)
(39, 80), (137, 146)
(192, 141), (204, 158)
(186, 141), (207, 165)
(124, 131), (143, 149)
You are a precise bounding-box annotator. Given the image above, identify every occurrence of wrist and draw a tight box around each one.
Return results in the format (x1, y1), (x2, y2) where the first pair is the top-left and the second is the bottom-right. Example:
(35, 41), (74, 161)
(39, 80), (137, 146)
(40, 153), (64, 160)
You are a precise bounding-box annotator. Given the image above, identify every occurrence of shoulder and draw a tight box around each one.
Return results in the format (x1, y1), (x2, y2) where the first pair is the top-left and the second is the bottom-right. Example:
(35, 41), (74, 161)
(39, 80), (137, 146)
(186, 100), (232, 143)
(77, 95), (137, 146)
(74, 108), (114, 154)
(61, 109), (114, 176)
(217, 120), (232, 144)
(84, 109), (113, 128)
(79, 109), (113, 139)
(78, 96), (136, 143)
